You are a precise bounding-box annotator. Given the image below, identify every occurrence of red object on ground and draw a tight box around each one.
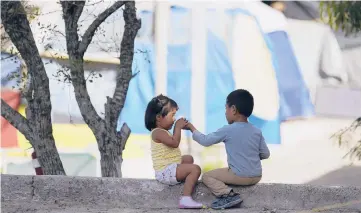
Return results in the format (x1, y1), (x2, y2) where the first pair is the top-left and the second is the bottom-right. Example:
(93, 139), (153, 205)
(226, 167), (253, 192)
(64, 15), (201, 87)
(1, 90), (21, 148)
(31, 151), (43, 175)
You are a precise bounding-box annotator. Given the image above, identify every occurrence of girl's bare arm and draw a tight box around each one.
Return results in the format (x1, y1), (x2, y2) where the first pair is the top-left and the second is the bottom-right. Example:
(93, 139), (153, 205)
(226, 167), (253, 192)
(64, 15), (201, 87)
(152, 127), (182, 148)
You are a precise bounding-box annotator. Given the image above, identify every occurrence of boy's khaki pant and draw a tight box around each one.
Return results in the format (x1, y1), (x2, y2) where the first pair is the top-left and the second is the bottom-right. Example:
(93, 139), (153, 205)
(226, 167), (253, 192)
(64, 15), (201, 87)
(202, 168), (261, 197)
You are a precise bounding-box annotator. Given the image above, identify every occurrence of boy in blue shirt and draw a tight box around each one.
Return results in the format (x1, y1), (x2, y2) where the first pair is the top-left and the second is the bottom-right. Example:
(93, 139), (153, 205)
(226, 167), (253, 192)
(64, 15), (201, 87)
(185, 89), (270, 209)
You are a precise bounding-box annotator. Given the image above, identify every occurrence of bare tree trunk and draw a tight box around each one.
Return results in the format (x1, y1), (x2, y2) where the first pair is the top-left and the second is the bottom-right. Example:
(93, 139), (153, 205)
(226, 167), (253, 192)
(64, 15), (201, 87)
(61, 1), (140, 177)
(100, 2), (141, 177)
(98, 123), (131, 177)
(1, 1), (65, 175)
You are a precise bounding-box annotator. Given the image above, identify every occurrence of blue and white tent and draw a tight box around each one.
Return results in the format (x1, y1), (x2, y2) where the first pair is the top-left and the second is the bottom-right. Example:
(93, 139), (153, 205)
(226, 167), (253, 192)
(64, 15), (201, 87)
(118, 2), (314, 144)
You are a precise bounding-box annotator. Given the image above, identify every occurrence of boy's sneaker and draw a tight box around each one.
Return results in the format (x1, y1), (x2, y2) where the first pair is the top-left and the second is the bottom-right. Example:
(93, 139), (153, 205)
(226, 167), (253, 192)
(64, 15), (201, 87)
(211, 190), (243, 210)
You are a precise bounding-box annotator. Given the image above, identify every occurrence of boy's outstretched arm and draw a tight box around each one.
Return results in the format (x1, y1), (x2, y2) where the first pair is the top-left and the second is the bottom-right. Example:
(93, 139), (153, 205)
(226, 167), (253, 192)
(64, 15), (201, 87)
(259, 133), (270, 160)
(187, 123), (228, 147)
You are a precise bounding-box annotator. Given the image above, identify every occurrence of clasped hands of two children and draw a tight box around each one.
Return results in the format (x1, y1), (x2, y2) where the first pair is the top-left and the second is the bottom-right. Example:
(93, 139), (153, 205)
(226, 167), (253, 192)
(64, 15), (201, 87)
(173, 117), (195, 133)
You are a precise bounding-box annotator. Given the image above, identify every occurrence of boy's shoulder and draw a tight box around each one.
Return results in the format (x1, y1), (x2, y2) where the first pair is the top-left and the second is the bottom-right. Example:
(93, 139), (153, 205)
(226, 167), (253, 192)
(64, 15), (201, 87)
(248, 123), (262, 132)
(229, 122), (262, 134)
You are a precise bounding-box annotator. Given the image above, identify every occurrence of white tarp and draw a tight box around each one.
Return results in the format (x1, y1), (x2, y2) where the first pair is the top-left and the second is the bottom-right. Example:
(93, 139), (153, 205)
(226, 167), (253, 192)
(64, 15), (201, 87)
(286, 19), (348, 103)
(231, 13), (279, 120)
(243, 1), (287, 33)
(343, 47), (361, 89)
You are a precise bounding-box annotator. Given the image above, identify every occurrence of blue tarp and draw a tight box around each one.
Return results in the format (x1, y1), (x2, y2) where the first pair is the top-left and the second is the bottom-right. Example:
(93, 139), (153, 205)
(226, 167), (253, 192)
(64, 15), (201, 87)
(167, 44), (192, 127)
(267, 31), (314, 120)
(205, 31), (234, 133)
(118, 42), (155, 134)
(166, 6), (192, 135)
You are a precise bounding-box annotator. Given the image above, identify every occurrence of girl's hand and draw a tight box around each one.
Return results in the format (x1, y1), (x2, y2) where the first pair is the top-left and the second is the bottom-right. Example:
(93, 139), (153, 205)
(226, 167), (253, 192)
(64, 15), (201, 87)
(175, 118), (188, 129)
(184, 122), (196, 132)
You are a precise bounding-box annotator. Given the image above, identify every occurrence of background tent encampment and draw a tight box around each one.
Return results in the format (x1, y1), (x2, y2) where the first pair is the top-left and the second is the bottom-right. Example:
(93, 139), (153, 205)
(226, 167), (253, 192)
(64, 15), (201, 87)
(263, 1), (361, 89)
(2, 1), (315, 145)
(261, 1), (361, 118)
(117, 2), (314, 144)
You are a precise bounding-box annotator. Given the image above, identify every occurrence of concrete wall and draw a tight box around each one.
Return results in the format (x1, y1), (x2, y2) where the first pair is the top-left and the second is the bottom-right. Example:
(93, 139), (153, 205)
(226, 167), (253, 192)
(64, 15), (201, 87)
(2, 175), (361, 212)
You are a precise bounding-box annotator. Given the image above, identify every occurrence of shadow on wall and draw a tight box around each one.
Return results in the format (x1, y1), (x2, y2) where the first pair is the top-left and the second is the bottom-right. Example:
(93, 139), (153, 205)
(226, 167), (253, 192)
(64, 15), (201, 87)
(306, 165), (361, 187)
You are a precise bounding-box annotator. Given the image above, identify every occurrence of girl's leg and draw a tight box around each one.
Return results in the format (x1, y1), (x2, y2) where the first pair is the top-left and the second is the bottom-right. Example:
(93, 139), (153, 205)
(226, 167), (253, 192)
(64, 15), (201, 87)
(176, 164), (203, 208)
(176, 164), (200, 196)
(181, 155), (194, 164)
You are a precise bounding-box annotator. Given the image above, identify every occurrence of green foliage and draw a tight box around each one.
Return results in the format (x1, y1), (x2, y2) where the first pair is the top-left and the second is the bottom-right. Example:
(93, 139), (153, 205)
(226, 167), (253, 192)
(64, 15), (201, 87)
(331, 118), (361, 161)
(320, 1), (361, 35)
(23, 2), (40, 21)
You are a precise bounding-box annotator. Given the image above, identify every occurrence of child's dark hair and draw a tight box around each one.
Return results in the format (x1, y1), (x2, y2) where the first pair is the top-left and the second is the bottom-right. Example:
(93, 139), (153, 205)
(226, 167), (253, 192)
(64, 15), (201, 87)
(226, 89), (254, 117)
(145, 94), (179, 131)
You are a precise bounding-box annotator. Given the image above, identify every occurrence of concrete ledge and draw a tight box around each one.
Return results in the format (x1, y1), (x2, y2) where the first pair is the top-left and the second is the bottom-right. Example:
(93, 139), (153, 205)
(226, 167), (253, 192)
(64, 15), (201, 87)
(2, 175), (361, 211)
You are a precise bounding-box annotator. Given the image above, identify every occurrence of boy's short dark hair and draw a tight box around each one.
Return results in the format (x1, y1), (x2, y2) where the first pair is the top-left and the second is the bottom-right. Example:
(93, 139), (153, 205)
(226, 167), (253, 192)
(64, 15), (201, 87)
(226, 89), (254, 117)
(144, 94), (178, 131)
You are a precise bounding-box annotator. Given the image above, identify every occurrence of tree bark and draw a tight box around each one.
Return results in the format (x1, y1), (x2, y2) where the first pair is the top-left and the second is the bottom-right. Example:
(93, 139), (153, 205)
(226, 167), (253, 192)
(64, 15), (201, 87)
(1, 99), (33, 142)
(61, 1), (140, 177)
(100, 1), (141, 177)
(61, 1), (103, 135)
(1, 1), (65, 175)
(99, 123), (131, 177)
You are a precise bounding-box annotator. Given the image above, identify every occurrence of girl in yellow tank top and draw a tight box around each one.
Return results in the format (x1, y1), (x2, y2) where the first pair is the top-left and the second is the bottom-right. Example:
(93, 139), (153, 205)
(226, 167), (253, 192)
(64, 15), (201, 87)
(145, 95), (204, 209)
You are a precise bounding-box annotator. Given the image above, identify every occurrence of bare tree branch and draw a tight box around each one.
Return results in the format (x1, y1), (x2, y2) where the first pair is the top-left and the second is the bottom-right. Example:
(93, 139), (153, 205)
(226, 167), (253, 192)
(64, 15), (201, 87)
(2, 1), (66, 175)
(60, 1), (86, 51)
(2, 2), (47, 95)
(61, 1), (85, 25)
(79, 1), (126, 55)
(1, 99), (33, 142)
(103, 1), (141, 140)
(113, 1), (141, 105)
(1, 1), (52, 130)
(61, 1), (104, 134)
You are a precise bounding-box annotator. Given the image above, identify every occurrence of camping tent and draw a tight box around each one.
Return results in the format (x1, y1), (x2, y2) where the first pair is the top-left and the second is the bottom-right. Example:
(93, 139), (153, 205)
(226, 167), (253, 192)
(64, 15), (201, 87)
(264, 1), (361, 117)
(243, 2), (314, 120)
(269, 1), (361, 89)
(286, 19), (349, 103)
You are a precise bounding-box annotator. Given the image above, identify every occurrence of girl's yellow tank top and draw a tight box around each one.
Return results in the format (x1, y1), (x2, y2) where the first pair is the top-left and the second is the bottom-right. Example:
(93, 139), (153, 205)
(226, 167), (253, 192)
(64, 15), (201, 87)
(151, 128), (182, 171)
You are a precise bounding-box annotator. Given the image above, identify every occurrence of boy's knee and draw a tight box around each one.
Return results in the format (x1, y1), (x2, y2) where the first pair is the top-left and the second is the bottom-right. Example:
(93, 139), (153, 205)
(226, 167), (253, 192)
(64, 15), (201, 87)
(201, 171), (210, 182)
